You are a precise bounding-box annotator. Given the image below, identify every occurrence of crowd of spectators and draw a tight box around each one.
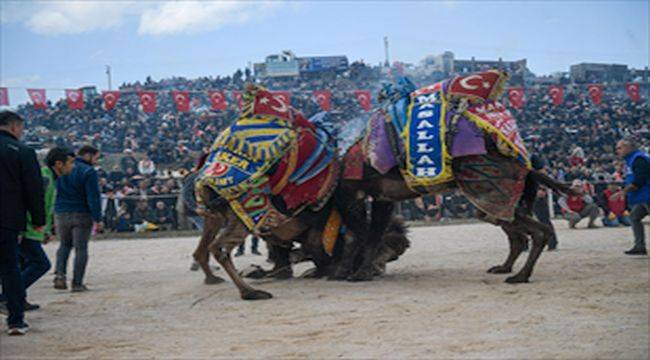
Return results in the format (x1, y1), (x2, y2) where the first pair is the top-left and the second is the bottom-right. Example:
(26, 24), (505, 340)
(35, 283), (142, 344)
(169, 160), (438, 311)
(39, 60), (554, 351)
(12, 61), (649, 231)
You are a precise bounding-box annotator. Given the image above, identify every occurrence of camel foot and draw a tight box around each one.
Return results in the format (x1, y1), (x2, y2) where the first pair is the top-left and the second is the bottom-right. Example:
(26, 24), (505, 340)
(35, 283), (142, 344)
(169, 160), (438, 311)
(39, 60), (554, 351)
(347, 267), (374, 282)
(328, 267), (351, 281)
(204, 275), (226, 285)
(241, 289), (273, 300)
(267, 266), (293, 280)
(505, 274), (530, 284)
(487, 265), (512, 274)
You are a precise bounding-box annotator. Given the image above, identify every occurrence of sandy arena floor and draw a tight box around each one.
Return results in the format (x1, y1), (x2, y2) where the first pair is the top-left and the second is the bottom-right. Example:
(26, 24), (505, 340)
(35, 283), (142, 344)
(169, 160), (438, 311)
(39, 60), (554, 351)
(1, 221), (648, 359)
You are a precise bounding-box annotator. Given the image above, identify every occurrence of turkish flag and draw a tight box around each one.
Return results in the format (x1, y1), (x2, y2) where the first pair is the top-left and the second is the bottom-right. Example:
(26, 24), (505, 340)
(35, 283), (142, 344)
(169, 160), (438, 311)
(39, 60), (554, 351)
(171, 90), (190, 112)
(65, 89), (84, 110)
(313, 90), (331, 111)
(233, 91), (243, 110)
(208, 90), (227, 110)
(252, 88), (292, 119)
(354, 90), (372, 111)
(587, 84), (603, 105)
(625, 83), (641, 102)
(548, 85), (563, 106)
(102, 91), (120, 111)
(27, 89), (47, 110)
(507, 87), (524, 109)
(271, 91), (291, 106)
(447, 70), (506, 101)
(138, 91), (157, 113)
(0, 87), (9, 106)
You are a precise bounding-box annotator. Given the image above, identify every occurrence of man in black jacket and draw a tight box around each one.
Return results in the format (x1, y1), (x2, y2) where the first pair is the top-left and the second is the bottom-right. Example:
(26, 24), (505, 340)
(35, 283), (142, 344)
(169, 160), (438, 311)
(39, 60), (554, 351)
(0, 111), (45, 335)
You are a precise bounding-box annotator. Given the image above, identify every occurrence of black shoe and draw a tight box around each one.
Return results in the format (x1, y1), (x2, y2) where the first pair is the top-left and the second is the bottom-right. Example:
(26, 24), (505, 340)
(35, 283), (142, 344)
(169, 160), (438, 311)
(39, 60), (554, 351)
(24, 301), (40, 311)
(547, 246), (557, 251)
(71, 284), (89, 292)
(234, 251), (244, 257)
(7, 322), (29, 336)
(251, 249), (262, 256)
(624, 248), (647, 256)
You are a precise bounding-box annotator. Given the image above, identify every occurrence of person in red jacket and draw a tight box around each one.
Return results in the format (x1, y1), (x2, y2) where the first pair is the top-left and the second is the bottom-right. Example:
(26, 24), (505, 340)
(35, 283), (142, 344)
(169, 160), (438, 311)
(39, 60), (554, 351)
(600, 183), (631, 227)
(558, 180), (600, 229)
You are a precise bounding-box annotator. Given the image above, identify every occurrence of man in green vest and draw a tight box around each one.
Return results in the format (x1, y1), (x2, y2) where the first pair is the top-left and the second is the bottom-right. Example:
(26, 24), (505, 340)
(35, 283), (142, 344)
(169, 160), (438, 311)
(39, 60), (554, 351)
(1, 147), (75, 312)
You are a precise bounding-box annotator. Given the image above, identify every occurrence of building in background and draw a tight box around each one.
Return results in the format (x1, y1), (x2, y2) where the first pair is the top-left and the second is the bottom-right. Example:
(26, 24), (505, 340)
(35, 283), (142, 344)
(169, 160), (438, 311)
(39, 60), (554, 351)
(569, 63), (629, 84)
(254, 51), (348, 79)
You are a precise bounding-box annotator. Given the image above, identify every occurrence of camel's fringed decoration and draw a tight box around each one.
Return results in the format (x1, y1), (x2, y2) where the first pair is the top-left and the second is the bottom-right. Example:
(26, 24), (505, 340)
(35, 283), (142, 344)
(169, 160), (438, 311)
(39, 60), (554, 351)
(197, 84), (340, 234)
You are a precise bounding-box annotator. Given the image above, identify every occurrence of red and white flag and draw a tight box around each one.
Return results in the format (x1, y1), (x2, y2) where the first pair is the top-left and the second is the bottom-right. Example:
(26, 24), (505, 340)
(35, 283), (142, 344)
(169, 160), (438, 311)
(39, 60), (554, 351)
(253, 89), (292, 119)
(233, 91), (243, 110)
(171, 90), (190, 112)
(27, 89), (47, 110)
(208, 90), (227, 110)
(507, 87), (524, 109)
(586, 84), (603, 105)
(65, 89), (84, 110)
(354, 90), (372, 111)
(0, 87), (8, 106)
(102, 91), (120, 111)
(313, 90), (331, 111)
(271, 91), (291, 106)
(625, 83), (641, 102)
(138, 91), (157, 113)
(548, 85), (563, 106)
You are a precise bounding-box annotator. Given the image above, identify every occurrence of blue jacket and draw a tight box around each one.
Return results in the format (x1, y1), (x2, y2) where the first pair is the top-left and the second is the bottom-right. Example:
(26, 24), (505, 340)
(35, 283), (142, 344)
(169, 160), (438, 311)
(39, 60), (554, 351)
(55, 158), (102, 221)
(624, 150), (650, 206)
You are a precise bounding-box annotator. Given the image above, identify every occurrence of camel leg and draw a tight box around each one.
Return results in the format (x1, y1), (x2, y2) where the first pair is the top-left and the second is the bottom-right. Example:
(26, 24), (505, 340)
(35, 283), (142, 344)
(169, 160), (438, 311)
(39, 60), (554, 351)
(208, 210), (272, 300)
(505, 214), (550, 284)
(299, 228), (332, 279)
(331, 195), (368, 280)
(348, 200), (395, 282)
(265, 244), (293, 279)
(487, 223), (527, 274)
(192, 215), (226, 285)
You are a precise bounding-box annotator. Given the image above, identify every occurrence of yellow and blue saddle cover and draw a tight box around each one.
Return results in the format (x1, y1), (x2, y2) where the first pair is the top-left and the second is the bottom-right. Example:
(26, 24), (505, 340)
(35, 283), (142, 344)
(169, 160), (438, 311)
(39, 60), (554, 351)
(379, 77), (453, 190)
(200, 114), (297, 202)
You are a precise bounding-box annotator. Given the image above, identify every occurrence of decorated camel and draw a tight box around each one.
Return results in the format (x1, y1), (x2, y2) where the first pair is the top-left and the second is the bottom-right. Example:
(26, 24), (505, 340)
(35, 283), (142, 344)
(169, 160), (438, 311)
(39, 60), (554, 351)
(191, 85), (409, 300)
(334, 70), (572, 283)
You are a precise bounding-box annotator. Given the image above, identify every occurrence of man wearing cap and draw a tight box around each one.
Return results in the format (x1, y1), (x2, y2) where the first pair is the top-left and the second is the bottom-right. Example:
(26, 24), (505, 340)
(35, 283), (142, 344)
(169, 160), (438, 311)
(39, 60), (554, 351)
(616, 139), (649, 256)
(558, 179), (600, 229)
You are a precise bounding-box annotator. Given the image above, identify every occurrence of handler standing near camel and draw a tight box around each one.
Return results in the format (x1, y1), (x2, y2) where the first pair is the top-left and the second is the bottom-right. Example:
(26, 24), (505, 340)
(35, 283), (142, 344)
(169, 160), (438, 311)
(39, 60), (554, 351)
(616, 138), (650, 256)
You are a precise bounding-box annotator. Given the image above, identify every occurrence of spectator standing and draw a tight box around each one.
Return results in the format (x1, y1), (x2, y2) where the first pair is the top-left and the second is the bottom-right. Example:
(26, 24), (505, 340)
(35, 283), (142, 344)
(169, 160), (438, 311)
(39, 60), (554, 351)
(0, 111), (45, 335)
(53, 145), (103, 292)
(616, 139), (650, 256)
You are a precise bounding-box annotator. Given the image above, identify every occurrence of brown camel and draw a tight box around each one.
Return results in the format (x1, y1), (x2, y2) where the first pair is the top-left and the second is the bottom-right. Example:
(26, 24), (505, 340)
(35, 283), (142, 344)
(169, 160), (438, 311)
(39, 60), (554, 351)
(334, 143), (569, 284)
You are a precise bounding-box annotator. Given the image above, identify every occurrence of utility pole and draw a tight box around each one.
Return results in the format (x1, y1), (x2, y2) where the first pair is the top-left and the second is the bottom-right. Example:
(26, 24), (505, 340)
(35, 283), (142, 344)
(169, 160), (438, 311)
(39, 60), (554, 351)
(384, 36), (390, 67)
(105, 65), (112, 90)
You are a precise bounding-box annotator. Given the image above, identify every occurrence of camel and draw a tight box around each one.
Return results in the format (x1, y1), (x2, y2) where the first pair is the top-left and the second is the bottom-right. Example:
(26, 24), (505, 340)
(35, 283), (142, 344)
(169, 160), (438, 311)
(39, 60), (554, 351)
(332, 72), (572, 284)
(188, 84), (411, 300)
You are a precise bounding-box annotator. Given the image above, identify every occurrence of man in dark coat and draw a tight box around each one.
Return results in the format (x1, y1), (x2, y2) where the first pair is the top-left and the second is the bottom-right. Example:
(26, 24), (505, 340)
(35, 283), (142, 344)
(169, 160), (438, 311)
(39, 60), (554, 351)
(0, 111), (45, 335)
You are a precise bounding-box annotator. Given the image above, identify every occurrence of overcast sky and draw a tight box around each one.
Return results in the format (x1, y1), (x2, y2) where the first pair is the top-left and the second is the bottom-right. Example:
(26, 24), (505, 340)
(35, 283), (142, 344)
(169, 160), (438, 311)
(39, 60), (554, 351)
(1, 0), (648, 105)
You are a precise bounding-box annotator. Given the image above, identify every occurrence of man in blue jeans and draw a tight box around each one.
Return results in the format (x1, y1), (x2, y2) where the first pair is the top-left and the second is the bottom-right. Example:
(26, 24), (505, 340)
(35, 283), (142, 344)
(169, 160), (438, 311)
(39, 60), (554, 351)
(0, 111), (45, 335)
(54, 145), (103, 292)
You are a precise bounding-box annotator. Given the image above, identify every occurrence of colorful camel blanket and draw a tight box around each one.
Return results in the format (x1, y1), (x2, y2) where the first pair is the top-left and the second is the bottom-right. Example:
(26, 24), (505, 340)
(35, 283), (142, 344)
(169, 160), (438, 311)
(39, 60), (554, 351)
(197, 87), (339, 233)
(359, 70), (530, 191)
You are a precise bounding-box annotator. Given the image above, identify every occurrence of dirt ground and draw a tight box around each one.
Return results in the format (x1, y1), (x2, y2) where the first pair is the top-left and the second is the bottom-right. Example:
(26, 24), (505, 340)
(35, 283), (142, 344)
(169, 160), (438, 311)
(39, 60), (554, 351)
(1, 221), (648, 359)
